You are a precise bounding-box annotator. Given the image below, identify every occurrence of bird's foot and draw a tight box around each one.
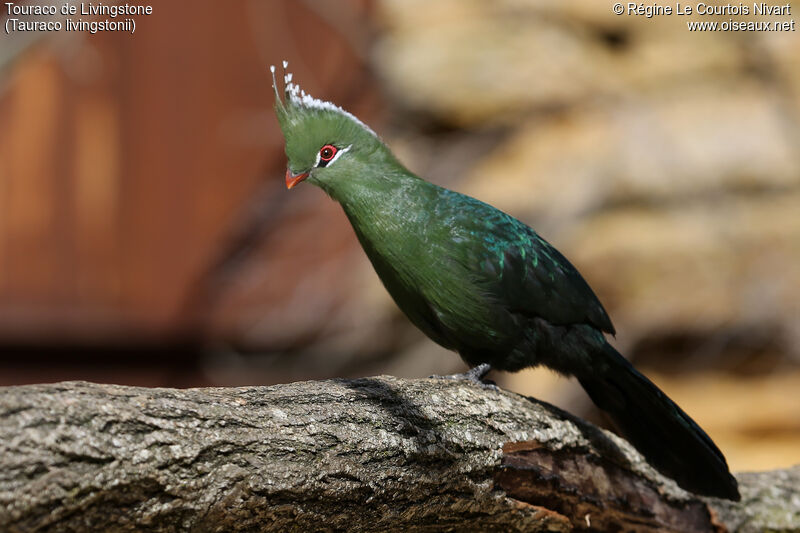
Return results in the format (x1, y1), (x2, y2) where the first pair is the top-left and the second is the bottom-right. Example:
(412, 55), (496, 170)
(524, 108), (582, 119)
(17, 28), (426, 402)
(430, 363), (498, 391)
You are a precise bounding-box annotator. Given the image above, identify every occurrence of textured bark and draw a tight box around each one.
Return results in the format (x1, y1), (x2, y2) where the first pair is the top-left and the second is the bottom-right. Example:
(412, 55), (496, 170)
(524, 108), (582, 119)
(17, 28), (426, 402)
(0, 378), (797, 532)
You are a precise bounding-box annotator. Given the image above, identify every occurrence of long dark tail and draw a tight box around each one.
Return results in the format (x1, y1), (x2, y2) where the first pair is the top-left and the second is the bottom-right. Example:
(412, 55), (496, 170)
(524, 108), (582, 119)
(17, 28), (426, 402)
(577, 342), (740, 500)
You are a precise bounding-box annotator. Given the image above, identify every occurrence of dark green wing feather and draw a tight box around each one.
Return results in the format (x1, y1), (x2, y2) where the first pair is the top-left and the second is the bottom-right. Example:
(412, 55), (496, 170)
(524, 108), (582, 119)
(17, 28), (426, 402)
(439, 189), (615, 335)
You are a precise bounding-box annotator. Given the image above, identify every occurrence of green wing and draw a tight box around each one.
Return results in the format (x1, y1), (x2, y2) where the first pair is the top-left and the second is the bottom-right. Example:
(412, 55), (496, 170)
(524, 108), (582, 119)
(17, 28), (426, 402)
(440, 189), (615, 335)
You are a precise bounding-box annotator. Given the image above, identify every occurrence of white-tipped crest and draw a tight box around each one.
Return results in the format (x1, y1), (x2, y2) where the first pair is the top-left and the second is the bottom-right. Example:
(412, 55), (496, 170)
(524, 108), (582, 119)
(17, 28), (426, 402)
(270, 61), (378, 138)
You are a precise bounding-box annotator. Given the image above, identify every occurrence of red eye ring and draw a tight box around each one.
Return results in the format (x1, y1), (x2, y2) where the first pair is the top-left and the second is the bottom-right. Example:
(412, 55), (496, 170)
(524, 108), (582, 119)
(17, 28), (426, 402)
(319, 144), (337, 162)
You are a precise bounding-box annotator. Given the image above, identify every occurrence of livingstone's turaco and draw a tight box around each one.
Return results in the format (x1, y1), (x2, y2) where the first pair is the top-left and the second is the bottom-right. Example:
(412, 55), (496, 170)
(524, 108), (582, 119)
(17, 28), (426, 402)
(270, 62), (740, 501)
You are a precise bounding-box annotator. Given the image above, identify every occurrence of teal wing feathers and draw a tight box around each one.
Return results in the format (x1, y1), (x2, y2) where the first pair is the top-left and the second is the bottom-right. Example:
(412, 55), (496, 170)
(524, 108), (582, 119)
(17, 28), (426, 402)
(437, 189), (615, 335)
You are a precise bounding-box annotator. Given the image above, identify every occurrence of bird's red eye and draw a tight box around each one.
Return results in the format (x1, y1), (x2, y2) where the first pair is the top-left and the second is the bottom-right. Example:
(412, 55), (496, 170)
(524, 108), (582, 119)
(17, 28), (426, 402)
(319, 144), (337, 162)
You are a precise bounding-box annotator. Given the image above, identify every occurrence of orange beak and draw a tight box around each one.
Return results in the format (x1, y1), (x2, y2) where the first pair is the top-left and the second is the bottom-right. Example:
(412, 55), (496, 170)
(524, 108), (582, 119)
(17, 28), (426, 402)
(285, 168), (309, 189)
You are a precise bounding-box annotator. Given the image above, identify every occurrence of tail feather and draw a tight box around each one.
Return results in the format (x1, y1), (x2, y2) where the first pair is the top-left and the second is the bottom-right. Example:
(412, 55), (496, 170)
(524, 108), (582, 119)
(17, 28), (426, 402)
(578, 343), (740, 501)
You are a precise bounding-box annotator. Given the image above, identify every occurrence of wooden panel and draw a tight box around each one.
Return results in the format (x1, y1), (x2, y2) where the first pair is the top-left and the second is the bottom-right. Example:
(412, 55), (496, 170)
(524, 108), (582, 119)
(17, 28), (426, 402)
(0, 0), (379, 344)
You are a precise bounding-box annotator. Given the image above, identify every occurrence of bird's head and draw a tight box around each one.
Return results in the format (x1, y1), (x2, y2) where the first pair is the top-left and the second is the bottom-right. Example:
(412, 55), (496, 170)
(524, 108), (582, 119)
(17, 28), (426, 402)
(271, 62), (390, 197)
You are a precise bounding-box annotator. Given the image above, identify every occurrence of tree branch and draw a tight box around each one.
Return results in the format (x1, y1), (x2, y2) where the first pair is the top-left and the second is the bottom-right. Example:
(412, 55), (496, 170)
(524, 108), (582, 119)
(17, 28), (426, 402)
(0, 378), (797, 532)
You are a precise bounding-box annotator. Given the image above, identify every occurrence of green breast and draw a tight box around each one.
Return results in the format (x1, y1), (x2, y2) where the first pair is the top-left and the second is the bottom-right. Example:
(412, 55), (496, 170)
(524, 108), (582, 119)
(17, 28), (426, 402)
(338, 178), (519, 353)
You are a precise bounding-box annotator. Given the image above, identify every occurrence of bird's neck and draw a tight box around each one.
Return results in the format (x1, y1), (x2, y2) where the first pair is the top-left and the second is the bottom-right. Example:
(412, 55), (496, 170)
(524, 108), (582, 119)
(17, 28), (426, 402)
(324, 158), (425, 215)
(330, 168), (437, 262)
(337, 171), (424, 224)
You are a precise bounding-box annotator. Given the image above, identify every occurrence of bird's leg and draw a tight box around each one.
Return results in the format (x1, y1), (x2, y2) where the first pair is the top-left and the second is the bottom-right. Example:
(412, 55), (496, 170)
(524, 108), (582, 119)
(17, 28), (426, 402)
(463, 363), (492, 381)
(430, 363), (498, 390)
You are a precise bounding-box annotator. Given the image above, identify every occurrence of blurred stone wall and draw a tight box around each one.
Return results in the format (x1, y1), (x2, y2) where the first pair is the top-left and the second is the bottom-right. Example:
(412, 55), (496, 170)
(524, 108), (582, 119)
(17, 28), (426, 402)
(375, 0), (800, 358)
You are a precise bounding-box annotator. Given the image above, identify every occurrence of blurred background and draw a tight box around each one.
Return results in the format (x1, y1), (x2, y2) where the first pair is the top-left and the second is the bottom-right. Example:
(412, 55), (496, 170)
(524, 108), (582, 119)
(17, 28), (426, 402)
(1, 0), (798, 473)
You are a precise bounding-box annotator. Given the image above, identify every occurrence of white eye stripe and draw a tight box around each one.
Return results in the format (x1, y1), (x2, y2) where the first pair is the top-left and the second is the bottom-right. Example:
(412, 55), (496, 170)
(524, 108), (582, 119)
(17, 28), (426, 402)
(315, 145), (351, 168)
(328, 145), (351, 166)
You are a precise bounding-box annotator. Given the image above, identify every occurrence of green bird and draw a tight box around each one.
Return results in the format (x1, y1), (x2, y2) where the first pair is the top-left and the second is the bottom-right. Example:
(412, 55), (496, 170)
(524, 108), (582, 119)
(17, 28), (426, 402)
(270, 63), (740, 501)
